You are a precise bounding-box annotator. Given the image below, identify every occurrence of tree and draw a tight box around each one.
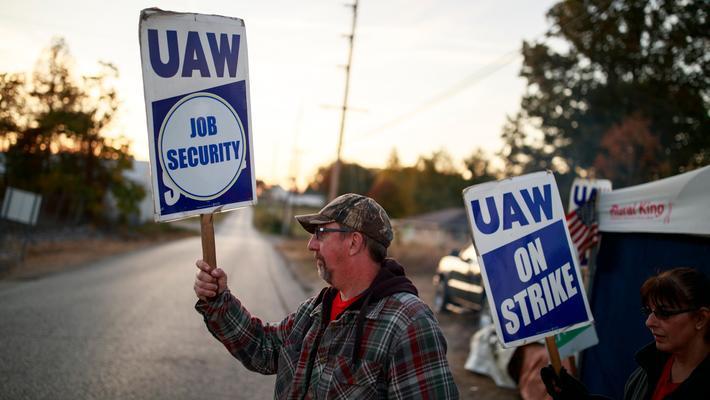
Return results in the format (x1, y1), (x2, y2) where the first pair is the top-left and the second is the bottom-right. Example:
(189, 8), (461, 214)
(509, 0), (708, 187)
(0, 73), (25, 139)
(499, 112), (558, 176)
(499, 111), (576, 206)
(409, 150), (468, 214)
(463, 148), (498, 185)
(368, 175), (410, 218)
(306, 150), (471, 218)
(367, 149), (412, 218)
(1, 38), (144, 224)
(593, 113), (670, 187)
(307, 161), (376, 198)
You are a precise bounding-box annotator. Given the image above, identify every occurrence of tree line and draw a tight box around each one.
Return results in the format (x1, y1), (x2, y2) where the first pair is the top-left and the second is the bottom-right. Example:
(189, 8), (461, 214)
(2, 0), (706, 225)
(0, 38), (144, 225)
(305, 149), (497, 218)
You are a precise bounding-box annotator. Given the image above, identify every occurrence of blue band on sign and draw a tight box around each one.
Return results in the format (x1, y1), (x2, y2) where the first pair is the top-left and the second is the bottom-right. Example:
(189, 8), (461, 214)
(483, 220), (589, 343)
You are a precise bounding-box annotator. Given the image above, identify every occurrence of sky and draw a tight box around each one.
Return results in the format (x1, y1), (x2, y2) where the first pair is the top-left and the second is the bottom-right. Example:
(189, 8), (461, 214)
(0, 0), (558, 190)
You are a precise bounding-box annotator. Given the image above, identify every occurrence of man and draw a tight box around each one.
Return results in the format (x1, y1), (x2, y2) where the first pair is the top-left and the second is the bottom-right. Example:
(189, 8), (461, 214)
(193, 193), (459, 399)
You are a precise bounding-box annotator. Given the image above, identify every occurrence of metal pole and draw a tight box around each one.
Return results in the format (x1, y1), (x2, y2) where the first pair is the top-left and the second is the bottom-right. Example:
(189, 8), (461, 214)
(328, 0), (359, 201)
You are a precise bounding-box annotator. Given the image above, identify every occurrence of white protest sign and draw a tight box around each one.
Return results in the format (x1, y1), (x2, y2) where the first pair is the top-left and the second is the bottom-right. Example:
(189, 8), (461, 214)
(568, 178), (612, 213)
(139, 9), (256, 222)
(463, 171), (593, 348)
(555, 178), (609, 357)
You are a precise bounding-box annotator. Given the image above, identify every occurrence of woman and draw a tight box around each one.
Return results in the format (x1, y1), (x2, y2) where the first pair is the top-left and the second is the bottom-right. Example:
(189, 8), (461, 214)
(625, 267), (709, 399)
(542, 267), (709, 399)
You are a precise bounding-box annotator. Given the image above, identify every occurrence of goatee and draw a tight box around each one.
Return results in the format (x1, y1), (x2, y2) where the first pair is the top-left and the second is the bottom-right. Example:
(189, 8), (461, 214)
(317, 263), (333, 285)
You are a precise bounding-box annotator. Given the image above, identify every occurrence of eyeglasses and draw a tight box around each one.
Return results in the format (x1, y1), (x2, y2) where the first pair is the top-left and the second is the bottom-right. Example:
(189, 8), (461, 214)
(314, 226), (353, 240)
(641, 306), (698, 320)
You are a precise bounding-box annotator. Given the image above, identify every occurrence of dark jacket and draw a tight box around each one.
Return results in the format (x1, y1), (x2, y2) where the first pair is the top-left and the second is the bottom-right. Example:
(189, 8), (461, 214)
(195, 258), (459, 399)
(624, 342), (710, 400)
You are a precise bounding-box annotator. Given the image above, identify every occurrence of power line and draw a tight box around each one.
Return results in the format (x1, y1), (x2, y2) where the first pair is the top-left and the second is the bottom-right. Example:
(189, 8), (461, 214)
(346, 0), (616, 145)
(354, 48), (521, 141)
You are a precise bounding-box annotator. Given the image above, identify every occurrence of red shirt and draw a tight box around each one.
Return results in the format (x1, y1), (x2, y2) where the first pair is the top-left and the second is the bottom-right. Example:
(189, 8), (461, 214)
(329, 292), (362, 321)
(651, 356), (681, 400)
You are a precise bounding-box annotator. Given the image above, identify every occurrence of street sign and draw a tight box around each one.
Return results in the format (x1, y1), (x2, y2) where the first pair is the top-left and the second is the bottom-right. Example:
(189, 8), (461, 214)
(1, 187), (42, 225)
(139, 9), (256, 222)
(463, 171), (593, 348)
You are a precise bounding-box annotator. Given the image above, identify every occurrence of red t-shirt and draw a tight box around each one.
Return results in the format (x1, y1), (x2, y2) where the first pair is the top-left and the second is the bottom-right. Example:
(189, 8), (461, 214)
(330, 292), (362, 321)
(651, 356), (681, 400)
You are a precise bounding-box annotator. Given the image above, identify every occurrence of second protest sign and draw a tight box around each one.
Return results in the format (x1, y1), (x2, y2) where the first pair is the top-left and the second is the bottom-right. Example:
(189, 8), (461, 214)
(463, 171), (593, 348)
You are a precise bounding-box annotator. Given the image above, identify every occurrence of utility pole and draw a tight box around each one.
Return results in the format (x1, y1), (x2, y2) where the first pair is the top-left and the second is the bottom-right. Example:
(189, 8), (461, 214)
(328, 0), (358, 201)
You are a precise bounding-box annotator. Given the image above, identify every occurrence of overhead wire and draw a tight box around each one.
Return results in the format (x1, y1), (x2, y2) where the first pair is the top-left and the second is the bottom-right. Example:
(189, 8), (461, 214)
(345, 0), (616, 145)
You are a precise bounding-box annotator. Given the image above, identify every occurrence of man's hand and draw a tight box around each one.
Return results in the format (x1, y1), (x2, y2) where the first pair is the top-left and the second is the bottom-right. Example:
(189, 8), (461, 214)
(194, 259), (228, 301)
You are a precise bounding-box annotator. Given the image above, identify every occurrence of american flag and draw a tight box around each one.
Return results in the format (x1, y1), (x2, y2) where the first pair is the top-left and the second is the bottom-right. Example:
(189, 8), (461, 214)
(566, 192), (600, 262)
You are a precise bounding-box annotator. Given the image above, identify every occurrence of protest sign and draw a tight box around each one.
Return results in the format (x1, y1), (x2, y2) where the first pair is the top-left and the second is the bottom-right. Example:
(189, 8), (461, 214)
(553, 178), (611, 357)
(463, 171), (593, 348)
(568, 178), (612, 213)
(139, 9), (256, 222)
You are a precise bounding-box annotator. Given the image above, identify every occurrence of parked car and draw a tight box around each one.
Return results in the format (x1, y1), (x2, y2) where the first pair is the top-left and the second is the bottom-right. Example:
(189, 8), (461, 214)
(432, 243), (487, 313)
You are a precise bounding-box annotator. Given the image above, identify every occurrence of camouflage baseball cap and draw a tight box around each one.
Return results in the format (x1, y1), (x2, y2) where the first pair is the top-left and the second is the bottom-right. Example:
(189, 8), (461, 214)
(295, 193), (393, 248)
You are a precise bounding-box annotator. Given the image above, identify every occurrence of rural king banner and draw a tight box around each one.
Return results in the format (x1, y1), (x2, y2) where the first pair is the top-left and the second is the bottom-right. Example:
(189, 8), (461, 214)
(598, 165), (710, 235)
(463, 171), (593, 348)
(139, 9), (256, 222)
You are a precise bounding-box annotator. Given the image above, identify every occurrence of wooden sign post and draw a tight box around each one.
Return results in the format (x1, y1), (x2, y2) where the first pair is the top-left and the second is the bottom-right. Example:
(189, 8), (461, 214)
(201, 214), (217, 269)
(545, 336), (563, 374)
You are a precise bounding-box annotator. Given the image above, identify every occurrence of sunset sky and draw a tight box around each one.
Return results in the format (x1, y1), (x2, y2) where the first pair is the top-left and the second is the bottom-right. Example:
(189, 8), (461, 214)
(1, 0), (557, 189)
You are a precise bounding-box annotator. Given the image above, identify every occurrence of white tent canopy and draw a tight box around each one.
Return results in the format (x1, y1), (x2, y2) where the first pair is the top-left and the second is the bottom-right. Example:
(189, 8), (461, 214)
(598, 165), (710, 235)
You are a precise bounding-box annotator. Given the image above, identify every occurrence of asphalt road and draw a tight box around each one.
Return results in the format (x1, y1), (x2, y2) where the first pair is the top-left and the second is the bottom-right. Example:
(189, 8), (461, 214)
(0, 208), (305, 400)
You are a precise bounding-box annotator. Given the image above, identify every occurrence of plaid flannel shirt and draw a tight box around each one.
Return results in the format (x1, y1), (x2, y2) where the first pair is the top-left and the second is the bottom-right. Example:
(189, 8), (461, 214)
(196, 289), (459, 399)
